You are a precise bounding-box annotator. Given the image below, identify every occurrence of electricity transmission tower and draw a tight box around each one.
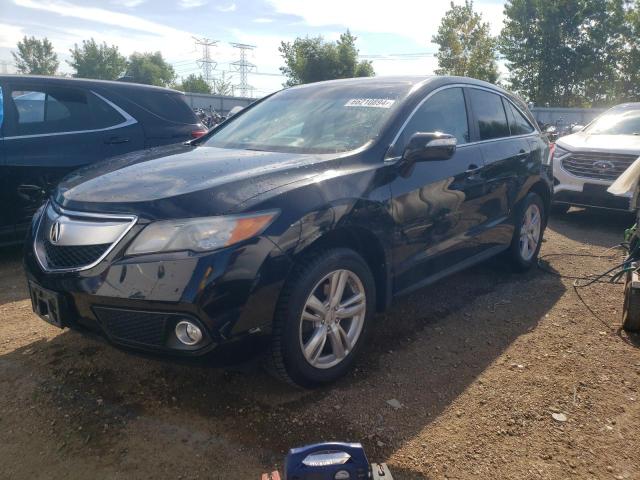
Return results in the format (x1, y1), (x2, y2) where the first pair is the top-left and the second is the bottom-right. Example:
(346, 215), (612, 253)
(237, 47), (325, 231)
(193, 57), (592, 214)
(230, 43), (256, 97)
(193, 37), (218, 86)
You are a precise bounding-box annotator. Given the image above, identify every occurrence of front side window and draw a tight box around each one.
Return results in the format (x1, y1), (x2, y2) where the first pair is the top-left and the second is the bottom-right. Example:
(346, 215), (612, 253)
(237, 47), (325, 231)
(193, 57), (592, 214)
(391, 87), (470, 156)
(205, 83), (412, 154)
(469, 89), (510, 140)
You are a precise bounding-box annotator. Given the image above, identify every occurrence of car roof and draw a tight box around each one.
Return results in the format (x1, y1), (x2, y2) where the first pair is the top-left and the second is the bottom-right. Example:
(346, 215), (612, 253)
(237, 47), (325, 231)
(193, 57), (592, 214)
(0, 74), (183, 95)
(287, 75), (503, 91)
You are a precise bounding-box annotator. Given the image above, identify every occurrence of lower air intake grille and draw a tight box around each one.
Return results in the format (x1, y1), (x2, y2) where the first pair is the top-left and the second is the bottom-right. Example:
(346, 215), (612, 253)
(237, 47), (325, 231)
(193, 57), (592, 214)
(44, 241), (110, 269)
(93, 307), (170, 347)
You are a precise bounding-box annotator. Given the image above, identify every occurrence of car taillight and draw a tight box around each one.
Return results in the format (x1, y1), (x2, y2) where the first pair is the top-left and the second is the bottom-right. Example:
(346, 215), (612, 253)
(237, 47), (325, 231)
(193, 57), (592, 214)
(191, 128), (207, 138)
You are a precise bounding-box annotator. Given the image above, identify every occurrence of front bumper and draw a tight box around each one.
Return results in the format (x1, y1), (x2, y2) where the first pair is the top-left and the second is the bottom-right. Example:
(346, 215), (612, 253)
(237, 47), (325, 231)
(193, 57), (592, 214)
(553, 158), (632, 211)
(23, 221), (293, 357)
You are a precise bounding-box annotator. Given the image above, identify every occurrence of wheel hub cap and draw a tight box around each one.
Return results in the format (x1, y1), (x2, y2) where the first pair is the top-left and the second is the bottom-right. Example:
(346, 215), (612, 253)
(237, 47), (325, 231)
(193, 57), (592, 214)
(519, 203), (541, 261)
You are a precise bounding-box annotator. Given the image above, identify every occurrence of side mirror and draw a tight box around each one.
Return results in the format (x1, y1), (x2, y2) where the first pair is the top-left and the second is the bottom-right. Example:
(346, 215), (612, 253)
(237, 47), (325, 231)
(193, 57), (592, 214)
(570, 124), (584, 133)
(403, 132), (457, 163)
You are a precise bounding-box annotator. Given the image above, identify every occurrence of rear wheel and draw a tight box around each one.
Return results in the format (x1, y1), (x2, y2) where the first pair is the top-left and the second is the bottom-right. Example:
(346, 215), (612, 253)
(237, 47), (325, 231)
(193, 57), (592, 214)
(268, 248), (375, 387)
(505, 192), (546, 271)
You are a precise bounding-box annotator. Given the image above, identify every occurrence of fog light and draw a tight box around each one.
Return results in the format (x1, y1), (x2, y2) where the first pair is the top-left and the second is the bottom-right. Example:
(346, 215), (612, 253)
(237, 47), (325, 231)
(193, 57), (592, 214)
(175, 320), (203, 346)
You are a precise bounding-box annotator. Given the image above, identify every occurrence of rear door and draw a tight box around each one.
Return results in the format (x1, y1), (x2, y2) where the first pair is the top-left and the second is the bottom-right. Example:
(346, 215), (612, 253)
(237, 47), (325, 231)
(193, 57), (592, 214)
(0, 83), (13, 245)
(467, 87), (532, 245)
(4, 81), (142, 235)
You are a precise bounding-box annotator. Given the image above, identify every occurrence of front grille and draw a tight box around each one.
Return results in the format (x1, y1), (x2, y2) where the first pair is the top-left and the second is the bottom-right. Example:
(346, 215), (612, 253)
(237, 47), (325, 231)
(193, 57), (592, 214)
(93, 307), (170, 347)
(34, 202), (136, 272)
(43, 241), (110, 269)
(561, 151), (639, 181)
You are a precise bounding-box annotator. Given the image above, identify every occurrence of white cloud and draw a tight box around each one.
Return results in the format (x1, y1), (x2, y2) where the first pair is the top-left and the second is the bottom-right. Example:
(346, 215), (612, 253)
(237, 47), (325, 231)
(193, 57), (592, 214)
(111, 0), (146, 8)
(0, 23), (25, 49)
(253, 18), (274, 23)
(179, 0), (208, 8)
(266, 0), (505, 44)
(13, 0), (192, 38)
(216, 2), (236, 12)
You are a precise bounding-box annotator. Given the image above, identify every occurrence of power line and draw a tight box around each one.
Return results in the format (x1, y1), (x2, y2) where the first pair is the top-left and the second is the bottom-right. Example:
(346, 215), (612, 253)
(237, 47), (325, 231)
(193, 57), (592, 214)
(193, 36), (218, 86)
(230, 43), (256, 97)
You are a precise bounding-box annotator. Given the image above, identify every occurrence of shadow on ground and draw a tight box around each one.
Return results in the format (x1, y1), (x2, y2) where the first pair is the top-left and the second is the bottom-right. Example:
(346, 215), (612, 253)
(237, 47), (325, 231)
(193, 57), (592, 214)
(548, 207), (635, 248)
(0, 251), (565, 476)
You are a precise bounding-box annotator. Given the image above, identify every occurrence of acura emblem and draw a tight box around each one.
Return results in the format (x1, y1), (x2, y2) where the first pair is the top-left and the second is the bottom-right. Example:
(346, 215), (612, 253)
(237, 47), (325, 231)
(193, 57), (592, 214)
(592, 160), (615, 174)
(49, 221), (61, 244)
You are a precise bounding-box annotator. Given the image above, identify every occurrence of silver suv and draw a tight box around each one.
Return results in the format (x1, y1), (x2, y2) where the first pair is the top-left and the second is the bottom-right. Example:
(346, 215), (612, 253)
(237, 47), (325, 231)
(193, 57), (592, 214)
(552, 103), (640, 212)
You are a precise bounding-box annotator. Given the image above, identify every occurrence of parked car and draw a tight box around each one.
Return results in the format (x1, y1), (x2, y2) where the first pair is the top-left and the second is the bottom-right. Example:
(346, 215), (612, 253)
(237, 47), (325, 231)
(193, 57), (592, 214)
(552, 102), (640, 212)
(24, 76), (552, 387)
(0, 75), (207, 246)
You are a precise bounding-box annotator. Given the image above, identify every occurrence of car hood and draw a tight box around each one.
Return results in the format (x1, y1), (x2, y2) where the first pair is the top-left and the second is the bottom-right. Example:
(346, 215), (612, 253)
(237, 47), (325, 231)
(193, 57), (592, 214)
(558, 132), (640, 155)
(54, 143), (342, 219)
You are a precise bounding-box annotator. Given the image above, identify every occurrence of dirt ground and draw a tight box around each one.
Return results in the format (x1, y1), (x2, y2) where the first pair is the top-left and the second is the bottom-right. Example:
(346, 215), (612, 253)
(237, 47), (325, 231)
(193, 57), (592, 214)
(1, 208), (640, 480)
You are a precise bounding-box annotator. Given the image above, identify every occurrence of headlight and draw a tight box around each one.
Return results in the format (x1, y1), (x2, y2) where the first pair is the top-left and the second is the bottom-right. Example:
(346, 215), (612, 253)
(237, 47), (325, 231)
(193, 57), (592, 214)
(126, 211), (278, 255)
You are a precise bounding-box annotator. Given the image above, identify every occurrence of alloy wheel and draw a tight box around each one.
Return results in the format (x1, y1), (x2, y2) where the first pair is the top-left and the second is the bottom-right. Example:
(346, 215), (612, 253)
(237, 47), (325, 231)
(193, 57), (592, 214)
(299, 269), (366, 369)
(519, 203), (541, 261)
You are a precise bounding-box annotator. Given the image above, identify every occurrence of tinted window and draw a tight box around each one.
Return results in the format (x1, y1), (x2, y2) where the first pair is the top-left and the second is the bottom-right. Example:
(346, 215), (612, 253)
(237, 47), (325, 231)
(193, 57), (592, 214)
(469, 89), (510, 140)
(9, 87), (124, 135)
(504, 99), (534, 135)
(394, 87), (469, 154)
(130, 92), (196, 124)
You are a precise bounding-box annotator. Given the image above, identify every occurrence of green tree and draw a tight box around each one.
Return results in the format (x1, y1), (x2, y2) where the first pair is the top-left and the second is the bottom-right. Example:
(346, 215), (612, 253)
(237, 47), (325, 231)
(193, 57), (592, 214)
(617, 1), (640, 102)
(125, 52), (176, 87)
(12, 36), (59, 75)
(432, 1), (499, 83)
(177, 74), (211, 93)
(500, 0), (628, 107)
(279, 31), (374, 86)
(68, 39), (127, 80)
(212, 72), (234, 95)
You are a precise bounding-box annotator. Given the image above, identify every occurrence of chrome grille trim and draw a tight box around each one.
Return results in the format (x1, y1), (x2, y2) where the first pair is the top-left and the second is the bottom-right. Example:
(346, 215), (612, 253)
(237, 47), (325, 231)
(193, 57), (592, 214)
(561, 151), (639, 181)
(34, 202), (138, 273)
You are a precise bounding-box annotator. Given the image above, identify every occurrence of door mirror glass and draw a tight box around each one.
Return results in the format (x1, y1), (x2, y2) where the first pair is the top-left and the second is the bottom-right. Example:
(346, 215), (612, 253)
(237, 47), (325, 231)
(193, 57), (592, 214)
(403, 132), (457, 163)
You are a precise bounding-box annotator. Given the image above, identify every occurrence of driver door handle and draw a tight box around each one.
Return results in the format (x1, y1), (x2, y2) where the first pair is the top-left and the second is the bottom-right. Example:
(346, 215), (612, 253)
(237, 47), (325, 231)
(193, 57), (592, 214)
(465, 163), (481, 173)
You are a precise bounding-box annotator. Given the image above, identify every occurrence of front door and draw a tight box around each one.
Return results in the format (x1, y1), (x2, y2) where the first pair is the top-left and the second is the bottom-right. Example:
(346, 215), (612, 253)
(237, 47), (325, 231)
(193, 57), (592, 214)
(388, 86), (492, 295)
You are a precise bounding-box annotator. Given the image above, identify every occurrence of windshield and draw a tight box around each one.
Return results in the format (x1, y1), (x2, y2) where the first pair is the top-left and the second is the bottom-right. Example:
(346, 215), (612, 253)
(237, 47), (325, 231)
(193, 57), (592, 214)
(204, 82), (411, 154)
(584, 106), (640, 135)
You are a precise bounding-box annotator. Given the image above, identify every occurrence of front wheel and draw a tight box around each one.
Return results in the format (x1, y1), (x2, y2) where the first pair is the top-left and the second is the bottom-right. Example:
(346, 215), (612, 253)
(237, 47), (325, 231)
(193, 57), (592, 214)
(505, 192), (547, 271)
(268, 248), (376, 387)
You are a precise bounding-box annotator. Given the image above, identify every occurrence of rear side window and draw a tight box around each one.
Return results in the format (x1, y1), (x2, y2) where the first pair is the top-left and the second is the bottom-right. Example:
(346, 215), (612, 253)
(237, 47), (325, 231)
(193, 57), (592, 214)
(9, 86), (125, 136)
(504, 99), (534, 135)
(394, 87), (470, 155)
(468, 89), (510, 140)
(129, 92), (196, 124)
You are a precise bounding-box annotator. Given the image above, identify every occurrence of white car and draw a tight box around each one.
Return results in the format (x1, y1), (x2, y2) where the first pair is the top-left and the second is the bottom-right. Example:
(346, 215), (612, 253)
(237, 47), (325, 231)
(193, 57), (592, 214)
(552, 103), (640, 212)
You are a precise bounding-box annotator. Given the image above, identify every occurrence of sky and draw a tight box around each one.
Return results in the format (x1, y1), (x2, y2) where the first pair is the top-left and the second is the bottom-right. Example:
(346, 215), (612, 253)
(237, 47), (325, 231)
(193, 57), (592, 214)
(0, 0), (507, 96)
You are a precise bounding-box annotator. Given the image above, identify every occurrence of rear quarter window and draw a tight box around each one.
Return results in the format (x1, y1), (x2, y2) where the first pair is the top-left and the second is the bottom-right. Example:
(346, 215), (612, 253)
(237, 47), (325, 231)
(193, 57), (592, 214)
(128, 91), (196, 124)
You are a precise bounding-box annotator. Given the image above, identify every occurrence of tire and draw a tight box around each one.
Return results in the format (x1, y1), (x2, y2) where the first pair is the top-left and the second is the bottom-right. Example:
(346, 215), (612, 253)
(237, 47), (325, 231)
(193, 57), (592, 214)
(622, 269), (640, 332)
(267, 248), (376, 387)
(550, 203), (570, 215)
(505, 192), (547, 272)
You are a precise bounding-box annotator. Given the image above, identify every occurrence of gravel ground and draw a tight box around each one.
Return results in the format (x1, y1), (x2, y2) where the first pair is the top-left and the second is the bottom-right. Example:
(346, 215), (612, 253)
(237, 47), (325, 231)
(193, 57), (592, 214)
(1, 208), (639, 480)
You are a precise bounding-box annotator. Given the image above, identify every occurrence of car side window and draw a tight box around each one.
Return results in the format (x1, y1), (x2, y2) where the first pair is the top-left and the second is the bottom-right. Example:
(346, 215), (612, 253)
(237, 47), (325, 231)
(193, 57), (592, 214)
(503, 99), (534, 136)
(468, 89), (510, 140)
(393, 87), (469, 156)
(88, 93), (125, 129)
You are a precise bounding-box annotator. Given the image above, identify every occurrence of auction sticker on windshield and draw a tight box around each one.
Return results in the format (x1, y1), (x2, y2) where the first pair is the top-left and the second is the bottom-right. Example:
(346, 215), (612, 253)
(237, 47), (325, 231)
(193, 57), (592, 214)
(344, 98), (395, 108)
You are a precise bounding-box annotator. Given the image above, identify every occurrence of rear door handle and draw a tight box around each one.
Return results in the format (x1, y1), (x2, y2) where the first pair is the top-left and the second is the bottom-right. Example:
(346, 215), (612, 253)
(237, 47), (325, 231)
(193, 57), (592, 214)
(105, 136), (130, 144)
(465, 163), (481, 173)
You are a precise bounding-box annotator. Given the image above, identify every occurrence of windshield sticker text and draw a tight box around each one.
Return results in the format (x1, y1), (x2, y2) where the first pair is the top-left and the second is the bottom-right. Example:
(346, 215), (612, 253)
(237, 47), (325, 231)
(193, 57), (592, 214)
(344, 98), (395, 108)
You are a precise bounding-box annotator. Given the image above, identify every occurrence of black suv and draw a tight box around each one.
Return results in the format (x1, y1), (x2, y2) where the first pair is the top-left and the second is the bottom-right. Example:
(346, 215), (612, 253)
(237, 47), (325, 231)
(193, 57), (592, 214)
(0, 75), (206, 246)
(24, 76), (552, 387)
